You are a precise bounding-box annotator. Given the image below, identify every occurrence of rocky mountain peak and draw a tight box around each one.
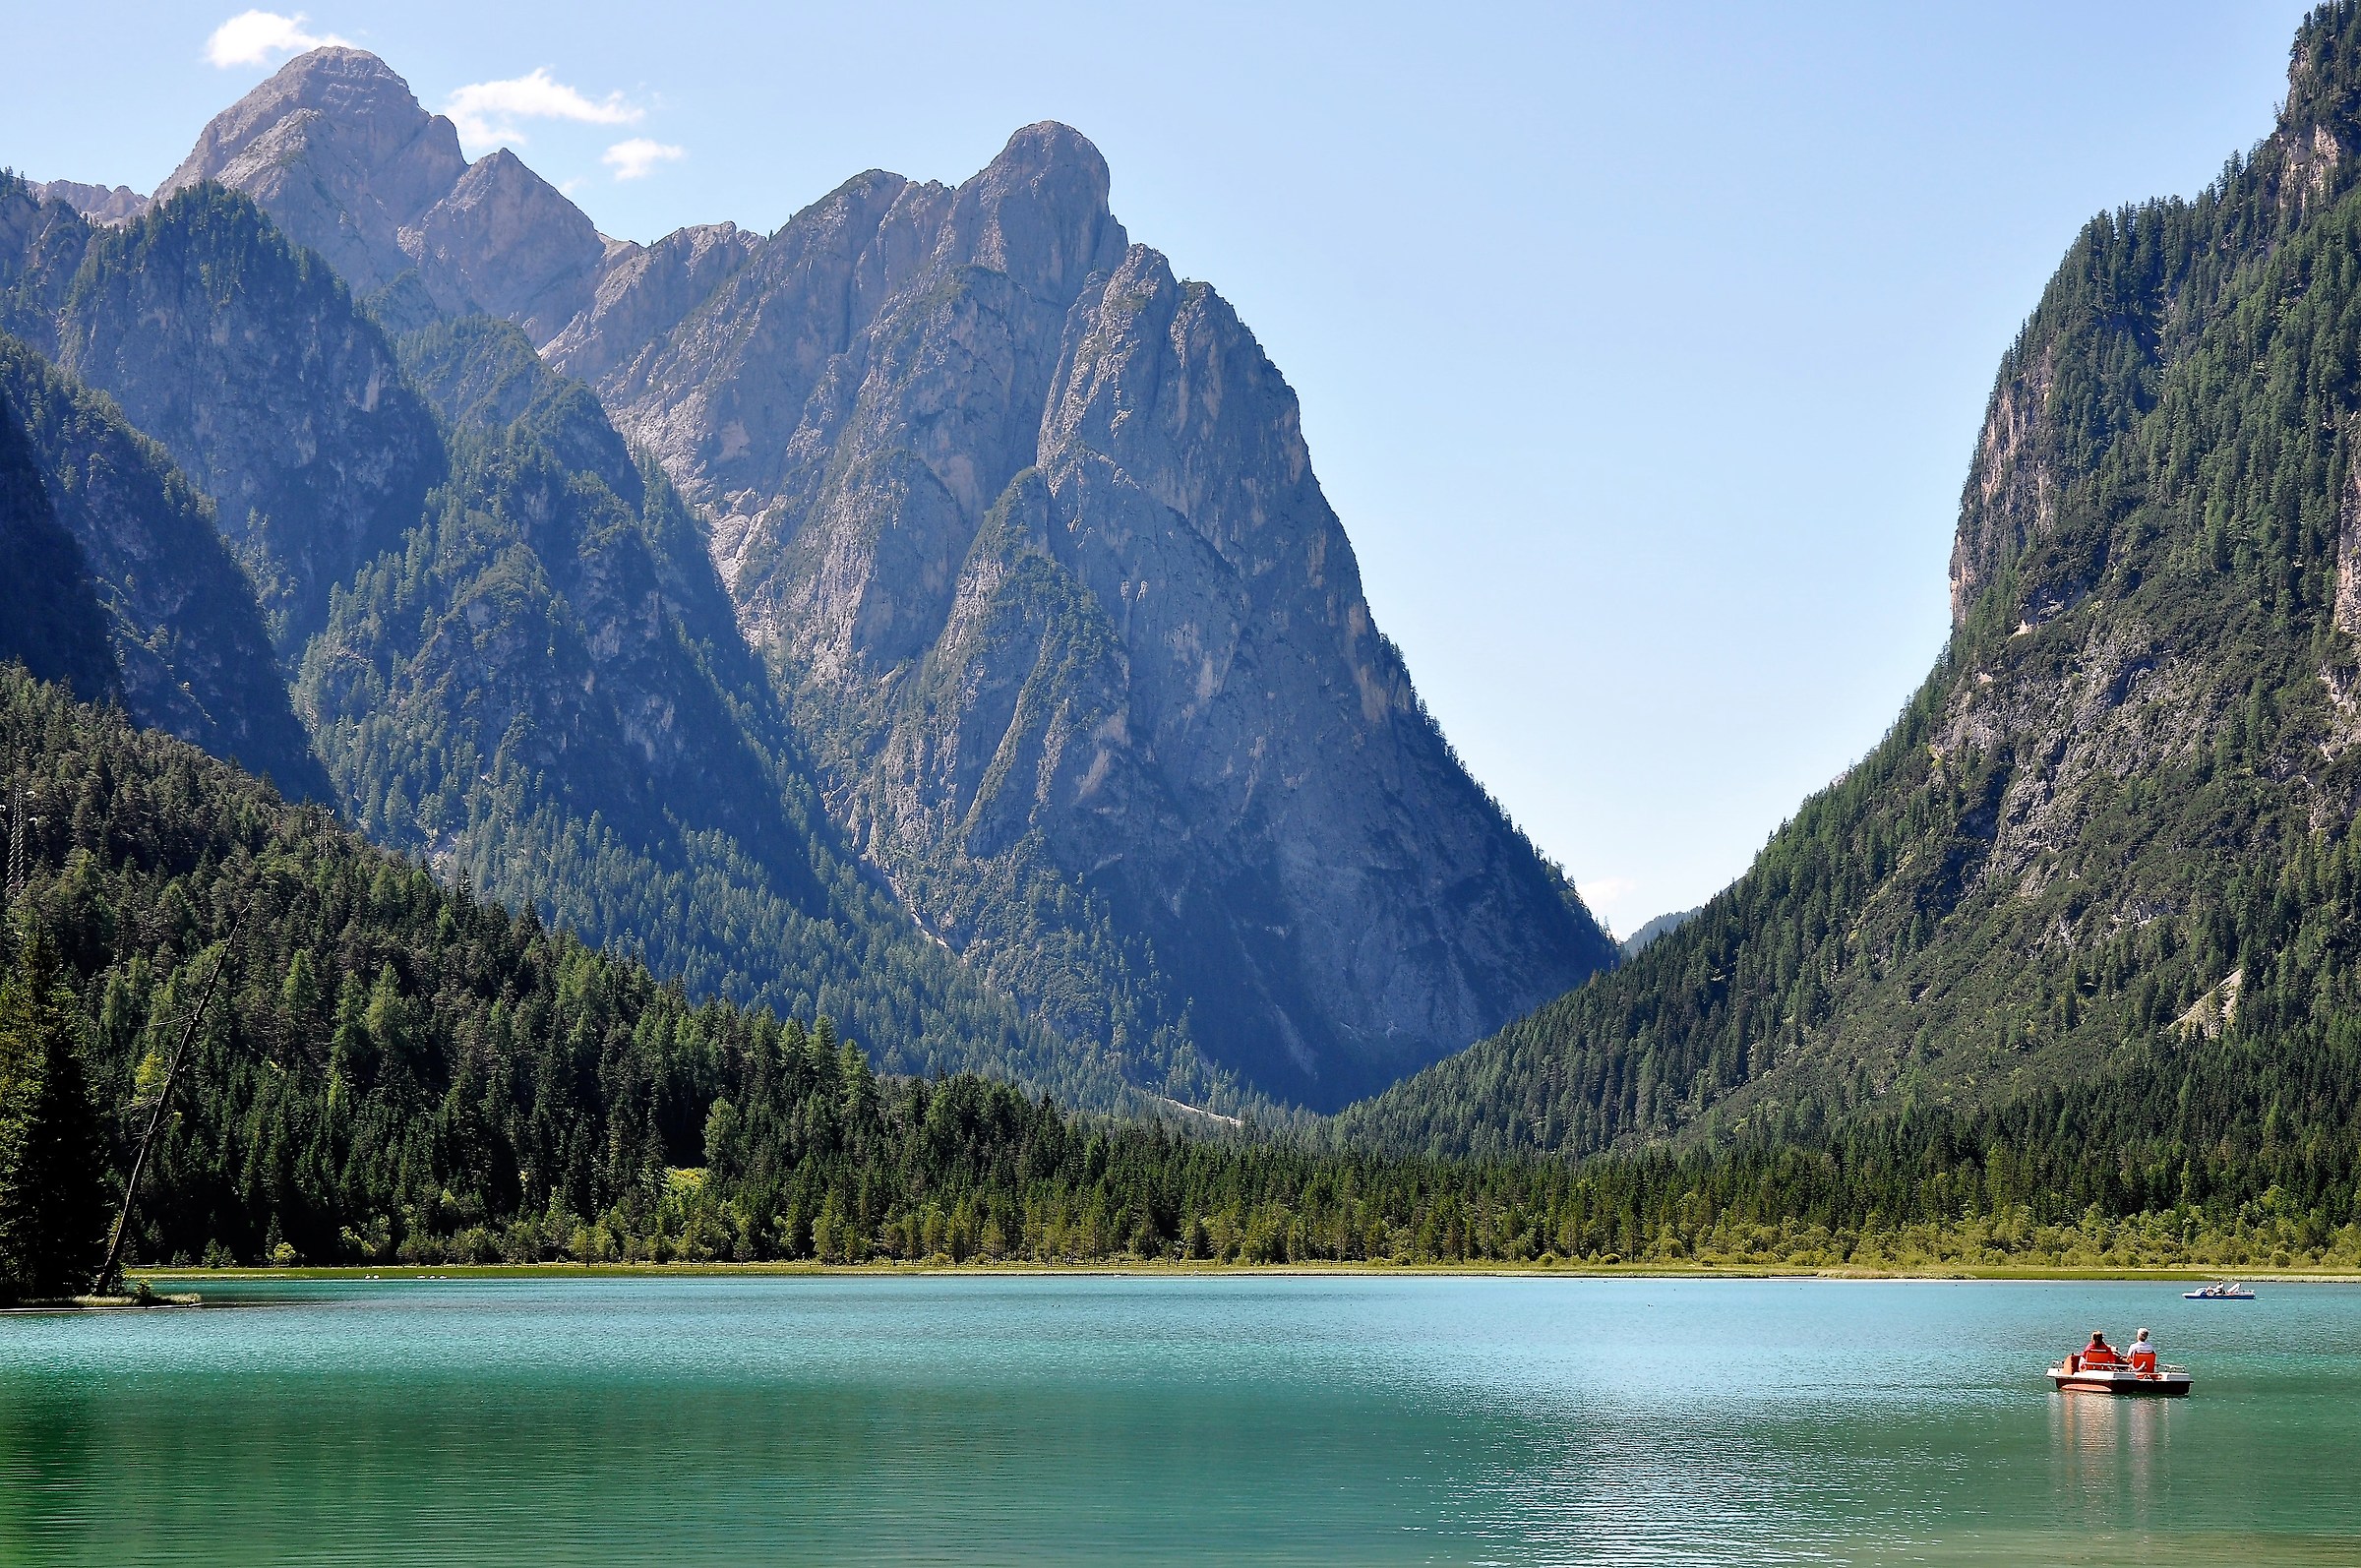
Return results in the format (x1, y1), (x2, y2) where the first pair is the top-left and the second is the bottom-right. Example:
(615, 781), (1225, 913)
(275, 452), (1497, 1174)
(58, 60), (1618, 1107)
(155, 48), (600, 345)
(402, 146), (604, 341)
(936, 122), (1127, 304)
(160, 46), (463, 222)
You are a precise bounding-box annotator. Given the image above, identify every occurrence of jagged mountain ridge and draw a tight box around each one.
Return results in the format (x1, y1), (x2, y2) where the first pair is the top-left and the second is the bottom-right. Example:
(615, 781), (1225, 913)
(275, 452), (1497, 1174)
(0, 173), (1211, 1113)
(136, 46), (1614, 1107)
(157, 47), (604, 340)
(1337, 1), (2361, 1157)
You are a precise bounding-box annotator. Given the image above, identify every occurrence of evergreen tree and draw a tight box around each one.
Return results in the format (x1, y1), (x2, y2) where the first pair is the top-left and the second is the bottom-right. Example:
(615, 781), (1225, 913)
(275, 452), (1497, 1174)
(0, 929), (112, 1299)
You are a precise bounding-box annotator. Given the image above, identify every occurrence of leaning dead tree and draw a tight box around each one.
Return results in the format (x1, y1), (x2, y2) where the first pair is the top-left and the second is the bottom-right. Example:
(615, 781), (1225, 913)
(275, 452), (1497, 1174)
(93, 915), (242, 1292)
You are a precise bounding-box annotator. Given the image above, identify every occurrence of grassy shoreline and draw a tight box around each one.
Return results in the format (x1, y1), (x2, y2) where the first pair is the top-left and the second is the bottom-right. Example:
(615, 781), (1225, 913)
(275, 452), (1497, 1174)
(128, 1260), (2361, 1286)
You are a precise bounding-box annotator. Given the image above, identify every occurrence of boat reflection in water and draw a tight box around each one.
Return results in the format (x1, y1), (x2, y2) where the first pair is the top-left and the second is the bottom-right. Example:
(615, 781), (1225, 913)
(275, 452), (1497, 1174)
(2053, 1383), (2177, 1532)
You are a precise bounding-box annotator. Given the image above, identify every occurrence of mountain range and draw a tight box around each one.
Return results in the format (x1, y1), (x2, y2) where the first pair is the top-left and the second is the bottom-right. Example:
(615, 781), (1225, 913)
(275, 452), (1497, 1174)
(0, 46), (1613, 1113)
(18, 1), (2361, 1209)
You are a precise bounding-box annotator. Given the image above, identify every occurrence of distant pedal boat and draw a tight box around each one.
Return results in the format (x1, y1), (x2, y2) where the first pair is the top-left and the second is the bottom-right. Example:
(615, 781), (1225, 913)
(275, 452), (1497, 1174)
(2048, 1356), (2192, 1396)
(2183, 1282), (2255, 1299)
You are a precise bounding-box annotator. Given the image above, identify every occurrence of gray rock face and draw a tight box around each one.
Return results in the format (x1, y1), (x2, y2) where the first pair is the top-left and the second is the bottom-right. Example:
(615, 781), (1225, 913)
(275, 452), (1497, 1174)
(565, 124), (1614, 1105)
(403, 149), (603, 342)
(158, 48), (605, 346)
(158, 46), (468, 301)
(54, 186), (445, 645)
(542, 223), (757, 385)
(30, 180), (144, 224)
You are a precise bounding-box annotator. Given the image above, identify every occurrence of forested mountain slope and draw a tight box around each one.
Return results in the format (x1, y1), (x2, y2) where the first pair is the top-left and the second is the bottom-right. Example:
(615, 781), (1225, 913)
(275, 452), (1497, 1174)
(7, 664), (2353, 1282)
(1340, 1), (2361, 1159)
(0, 668), (1615, 1272)
(0, 171), (1228, 1114)
(0, 664), (1105, 1268)
(0, 332), (327, 800)
(149, 48), (1615, 1108)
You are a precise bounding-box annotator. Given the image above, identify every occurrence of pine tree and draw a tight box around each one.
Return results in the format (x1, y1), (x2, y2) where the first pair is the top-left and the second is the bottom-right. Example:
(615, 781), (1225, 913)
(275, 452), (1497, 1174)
(0, 930), (112, 1300)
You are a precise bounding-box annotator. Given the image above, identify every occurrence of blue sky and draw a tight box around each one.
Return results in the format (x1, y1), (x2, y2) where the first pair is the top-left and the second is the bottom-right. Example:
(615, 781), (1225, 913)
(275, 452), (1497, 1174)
(0, 1), (2324, 935)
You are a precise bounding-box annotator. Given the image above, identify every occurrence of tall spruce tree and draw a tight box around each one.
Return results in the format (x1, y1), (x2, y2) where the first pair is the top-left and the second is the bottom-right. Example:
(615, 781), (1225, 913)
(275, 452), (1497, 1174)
(0, 928), (113, 1299)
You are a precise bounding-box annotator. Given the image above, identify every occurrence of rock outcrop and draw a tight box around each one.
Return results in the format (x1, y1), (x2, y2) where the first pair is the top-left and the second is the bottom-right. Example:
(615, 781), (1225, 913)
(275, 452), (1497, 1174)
(0, 175), (97, 347)
(157, 47), (604, 345)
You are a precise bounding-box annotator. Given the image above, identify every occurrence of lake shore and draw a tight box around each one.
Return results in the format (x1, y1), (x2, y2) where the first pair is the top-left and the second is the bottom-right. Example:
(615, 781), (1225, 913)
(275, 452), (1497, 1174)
(128, 1260), (2361, 1286)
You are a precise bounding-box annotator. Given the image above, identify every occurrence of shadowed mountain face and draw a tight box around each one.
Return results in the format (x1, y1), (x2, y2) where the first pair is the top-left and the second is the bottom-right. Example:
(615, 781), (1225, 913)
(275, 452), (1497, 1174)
(0, 330), (328, 801)
(0, 377), (119, 705)
(1338, 2), (2361, 1156)
(16, 47), (1614, 1108)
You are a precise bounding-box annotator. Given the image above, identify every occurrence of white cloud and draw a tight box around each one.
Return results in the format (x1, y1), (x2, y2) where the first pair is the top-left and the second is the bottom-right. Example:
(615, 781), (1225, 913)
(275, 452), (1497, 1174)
(1577, 876), (1642, 935)
(443, 68), (641, 151)
(205, 10), (347, 68)
(1581, 876), (1637, 907)
(603, 138), (685, 181)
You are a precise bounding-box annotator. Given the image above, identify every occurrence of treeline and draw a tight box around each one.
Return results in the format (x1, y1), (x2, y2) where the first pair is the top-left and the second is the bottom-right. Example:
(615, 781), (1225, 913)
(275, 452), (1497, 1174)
(6, 664), (2360, 1295)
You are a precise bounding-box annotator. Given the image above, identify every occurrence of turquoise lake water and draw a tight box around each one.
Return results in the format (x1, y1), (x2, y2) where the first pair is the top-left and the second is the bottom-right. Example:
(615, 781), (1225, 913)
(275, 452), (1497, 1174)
(2, 1275), (2357, 1564)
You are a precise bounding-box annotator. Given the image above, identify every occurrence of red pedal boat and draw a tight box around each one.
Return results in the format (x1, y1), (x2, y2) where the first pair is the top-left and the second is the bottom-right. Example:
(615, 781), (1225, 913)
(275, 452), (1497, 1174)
(2048, 1351), (2192, 1396)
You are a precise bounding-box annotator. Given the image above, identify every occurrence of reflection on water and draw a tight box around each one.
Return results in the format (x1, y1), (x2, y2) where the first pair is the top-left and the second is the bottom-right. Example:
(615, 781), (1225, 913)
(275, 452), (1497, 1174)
(2053, 1389), (2175, 1532)
(1, 1276), (2357, 1566)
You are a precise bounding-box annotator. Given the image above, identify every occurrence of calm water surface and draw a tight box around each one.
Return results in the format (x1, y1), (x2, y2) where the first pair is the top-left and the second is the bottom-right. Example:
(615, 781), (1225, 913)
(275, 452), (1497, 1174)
(2, 1275), (2357, 1564)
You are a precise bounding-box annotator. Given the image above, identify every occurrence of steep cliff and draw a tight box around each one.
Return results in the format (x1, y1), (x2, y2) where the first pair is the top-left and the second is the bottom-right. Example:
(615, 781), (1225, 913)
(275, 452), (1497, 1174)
(1339, 1), (2361, 1156)
(0, 334), (327, 799)
(558, 126), (1614, 1106)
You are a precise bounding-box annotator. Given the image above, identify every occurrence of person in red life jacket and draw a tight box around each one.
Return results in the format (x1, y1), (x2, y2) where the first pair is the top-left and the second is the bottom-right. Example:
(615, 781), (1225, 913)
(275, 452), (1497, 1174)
(2080, 1331), (2122, 1367)
(2129, 1328), (2158, 1374)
